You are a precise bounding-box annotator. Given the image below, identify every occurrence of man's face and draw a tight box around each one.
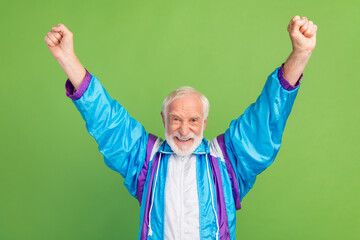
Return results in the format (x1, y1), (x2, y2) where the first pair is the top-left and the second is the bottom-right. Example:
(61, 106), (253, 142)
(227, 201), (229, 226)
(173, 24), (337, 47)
(162, 93), (207, 156)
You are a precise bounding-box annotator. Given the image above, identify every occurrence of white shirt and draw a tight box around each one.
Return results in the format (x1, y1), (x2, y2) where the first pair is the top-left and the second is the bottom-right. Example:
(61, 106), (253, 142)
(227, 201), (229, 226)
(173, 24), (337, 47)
(164, 154), (200, 240)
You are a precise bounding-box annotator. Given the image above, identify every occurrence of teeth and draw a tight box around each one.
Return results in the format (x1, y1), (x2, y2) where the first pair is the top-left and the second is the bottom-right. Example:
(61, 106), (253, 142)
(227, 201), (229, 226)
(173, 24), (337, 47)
(177, 137), (190, 141)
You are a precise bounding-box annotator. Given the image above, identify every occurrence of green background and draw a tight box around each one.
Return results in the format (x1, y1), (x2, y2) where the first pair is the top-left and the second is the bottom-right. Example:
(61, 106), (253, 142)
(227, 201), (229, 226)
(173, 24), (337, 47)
(1, 0), (359, 239)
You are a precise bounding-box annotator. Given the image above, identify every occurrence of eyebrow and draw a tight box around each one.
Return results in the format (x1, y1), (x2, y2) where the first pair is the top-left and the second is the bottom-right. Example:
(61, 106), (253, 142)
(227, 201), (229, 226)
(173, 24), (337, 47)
(169, 112), (201, 119)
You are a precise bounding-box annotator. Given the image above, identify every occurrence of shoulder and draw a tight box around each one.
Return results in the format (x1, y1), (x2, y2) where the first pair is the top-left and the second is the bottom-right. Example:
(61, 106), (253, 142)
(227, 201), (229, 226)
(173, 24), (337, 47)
(147, 134), (163, 161)
(209, 135), (227, 162)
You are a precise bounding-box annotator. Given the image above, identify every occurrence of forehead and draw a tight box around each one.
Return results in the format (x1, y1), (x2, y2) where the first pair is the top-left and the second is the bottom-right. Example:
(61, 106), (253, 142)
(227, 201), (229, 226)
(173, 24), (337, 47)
(167, 93), (203, 117)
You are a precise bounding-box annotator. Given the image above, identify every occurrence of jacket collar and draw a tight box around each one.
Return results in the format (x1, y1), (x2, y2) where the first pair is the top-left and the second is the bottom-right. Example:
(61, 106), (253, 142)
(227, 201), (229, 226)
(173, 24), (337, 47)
(159, 138), (209, 155)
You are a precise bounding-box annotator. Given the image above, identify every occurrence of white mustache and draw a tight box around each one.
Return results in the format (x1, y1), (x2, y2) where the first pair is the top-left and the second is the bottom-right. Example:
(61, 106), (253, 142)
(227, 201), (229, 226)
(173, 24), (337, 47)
(172, 132), (196, 141)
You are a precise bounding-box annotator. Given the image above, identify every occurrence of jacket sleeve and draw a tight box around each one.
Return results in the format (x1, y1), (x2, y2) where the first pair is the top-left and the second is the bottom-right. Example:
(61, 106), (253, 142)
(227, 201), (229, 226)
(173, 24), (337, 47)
(224, 66), (300, 201)
(66, 71), (149, 199)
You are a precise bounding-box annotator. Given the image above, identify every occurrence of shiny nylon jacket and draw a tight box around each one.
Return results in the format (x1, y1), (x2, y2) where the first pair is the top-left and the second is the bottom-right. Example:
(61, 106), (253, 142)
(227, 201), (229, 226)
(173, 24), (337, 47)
(68, 67), (299, 239)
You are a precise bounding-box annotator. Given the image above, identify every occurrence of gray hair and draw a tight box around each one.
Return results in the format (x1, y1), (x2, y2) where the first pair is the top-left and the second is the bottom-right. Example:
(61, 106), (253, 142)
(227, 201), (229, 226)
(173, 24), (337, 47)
(162, 86), (210, 120)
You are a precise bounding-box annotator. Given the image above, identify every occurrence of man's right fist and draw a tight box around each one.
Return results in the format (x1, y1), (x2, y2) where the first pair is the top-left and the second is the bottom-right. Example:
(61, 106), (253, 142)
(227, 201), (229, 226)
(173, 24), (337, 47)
(44, 24), (74, 60)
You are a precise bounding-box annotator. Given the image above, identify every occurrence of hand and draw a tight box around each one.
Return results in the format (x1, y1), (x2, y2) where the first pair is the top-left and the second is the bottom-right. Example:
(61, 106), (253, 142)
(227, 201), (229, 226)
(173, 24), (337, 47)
(44, 24), (85, 90)
(283, 16), (318, 85)
(44, 24), (75, 60)
(287, 16), (317, 54)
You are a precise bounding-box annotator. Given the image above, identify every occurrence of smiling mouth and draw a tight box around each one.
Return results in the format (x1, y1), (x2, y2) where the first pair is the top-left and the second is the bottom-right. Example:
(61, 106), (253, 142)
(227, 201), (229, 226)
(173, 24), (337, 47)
(175, 137), (193, 142)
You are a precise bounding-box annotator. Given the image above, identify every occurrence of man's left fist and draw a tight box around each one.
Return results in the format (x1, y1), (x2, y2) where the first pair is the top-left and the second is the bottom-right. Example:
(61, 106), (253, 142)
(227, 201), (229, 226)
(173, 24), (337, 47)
(287, 16), (317, 53)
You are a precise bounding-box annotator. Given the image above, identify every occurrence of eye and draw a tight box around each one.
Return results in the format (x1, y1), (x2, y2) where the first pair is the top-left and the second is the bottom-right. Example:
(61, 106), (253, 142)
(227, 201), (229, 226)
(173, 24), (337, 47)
(191, 118), (198, 123)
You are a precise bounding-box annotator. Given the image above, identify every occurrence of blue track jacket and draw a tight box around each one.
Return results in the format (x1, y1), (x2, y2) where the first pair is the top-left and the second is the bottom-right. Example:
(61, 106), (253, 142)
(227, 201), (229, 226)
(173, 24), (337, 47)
(65, 66), (300, 239)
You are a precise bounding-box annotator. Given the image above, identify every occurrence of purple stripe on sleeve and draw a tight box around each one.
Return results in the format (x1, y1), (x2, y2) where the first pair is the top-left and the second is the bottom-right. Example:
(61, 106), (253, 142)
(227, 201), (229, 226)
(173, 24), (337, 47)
(217, 134), (241, 210)
(65, 69), (92, 100)
(278, 63), (302, 91)
(209, 154), (231, 240)
(137, 134), (158, 204)
(140, 152), (160, 240)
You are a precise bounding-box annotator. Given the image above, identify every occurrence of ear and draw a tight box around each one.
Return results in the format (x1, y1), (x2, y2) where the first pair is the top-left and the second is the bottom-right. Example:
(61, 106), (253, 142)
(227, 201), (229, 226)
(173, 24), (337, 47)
(203, 118), (208, 131)
(161, 112), (165, 127)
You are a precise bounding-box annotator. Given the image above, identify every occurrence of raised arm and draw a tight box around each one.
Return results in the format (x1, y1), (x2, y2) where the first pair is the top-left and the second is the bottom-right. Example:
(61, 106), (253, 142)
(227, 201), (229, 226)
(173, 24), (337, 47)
(44, 24), (153, 199)
(44, 24), (86, 90)
(223, 16), (317, 201)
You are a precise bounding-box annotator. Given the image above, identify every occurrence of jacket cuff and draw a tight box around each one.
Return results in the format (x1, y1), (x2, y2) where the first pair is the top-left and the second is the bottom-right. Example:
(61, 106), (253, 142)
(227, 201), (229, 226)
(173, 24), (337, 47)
(65, 70), (92, 100)
(278, 63), (302, 91)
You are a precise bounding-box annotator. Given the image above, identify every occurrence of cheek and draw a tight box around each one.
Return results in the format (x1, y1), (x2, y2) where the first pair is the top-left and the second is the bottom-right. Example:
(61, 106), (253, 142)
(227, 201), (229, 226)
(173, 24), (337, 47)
(192, 125), (203, 136)
(166, 123), (178, 135)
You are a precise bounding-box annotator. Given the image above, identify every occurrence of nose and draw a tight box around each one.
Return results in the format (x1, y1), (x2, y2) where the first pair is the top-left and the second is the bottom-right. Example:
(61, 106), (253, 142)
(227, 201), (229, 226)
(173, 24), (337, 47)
(179, 122), (190, 136)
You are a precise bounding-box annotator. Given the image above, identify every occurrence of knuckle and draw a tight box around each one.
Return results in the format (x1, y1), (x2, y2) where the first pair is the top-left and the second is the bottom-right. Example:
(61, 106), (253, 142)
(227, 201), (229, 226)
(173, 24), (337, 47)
(294, 19), (302, 25)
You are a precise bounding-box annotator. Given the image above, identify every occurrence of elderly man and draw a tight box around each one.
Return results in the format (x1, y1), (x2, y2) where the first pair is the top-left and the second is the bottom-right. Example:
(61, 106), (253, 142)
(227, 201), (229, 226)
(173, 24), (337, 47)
(45, 16), (317, 240)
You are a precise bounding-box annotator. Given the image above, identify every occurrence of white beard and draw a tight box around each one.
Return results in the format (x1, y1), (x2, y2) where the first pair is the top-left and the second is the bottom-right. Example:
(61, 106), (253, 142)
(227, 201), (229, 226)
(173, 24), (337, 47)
(165, 130), (203, 156)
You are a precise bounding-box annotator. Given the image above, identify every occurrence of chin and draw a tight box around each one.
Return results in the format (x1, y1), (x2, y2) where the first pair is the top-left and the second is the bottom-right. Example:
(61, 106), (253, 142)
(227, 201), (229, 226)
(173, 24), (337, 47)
(165, 133), (203, 156)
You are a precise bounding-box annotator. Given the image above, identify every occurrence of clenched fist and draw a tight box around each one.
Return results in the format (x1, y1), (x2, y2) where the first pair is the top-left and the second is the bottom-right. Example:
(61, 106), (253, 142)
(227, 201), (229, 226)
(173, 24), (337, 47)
(45, 24), (85, 90)
(44, 24), (75, 60)
(288, 16), (317, 53)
